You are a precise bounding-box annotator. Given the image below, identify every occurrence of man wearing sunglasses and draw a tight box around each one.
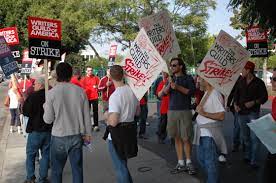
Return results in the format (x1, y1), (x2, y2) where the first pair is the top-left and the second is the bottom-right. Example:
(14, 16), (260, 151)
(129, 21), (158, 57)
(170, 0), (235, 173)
(163, 58), (196, 175)
(234, 61), (268, 169)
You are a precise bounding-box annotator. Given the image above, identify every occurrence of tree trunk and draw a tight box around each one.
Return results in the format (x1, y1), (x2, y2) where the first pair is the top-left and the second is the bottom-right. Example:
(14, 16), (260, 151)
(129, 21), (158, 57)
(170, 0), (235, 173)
(86, 41), (102, 61)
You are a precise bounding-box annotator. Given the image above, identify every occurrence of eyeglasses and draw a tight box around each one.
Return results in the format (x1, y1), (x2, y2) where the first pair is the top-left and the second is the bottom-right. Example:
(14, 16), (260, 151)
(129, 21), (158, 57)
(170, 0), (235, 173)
(170, 64), (178, 68)
(270, 77), (276, 82)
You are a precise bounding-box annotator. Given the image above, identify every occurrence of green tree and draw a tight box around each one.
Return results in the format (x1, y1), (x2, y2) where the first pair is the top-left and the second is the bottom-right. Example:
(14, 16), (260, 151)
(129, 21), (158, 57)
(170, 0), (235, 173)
(228, 0), (275, 36)
(176, 32), (215, 66)
(0, 0), (97, 54)
(90, 0), (216, 50)
(86, 57), (108, 69)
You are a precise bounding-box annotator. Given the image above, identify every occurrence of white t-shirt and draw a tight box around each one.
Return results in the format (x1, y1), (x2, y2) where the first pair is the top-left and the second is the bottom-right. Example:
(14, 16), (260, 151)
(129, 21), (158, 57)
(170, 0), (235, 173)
(8, 89), (19, 109)
(196, 89), (225, 137)
(108, 85), (138, 140)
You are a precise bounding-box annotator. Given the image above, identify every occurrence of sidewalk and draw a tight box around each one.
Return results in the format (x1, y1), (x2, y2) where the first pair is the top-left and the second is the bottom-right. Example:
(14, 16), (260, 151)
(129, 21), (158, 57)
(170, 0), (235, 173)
(0, 115), (199, 183)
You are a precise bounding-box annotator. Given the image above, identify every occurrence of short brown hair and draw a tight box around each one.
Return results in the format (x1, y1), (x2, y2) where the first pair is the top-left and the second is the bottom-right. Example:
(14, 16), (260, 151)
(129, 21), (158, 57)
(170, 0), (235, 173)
(110, 65), (124, 81)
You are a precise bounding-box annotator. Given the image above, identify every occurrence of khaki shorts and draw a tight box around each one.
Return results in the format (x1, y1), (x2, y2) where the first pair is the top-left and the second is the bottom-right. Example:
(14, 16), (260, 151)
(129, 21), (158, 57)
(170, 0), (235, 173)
(167, 110), (193, 141)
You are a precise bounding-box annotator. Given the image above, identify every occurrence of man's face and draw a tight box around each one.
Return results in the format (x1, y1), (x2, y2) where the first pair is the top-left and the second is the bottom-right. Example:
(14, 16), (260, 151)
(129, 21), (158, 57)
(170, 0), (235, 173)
(86, 68), (93, 76)
(271, 71), (276, 91)
(241, 68), (250, 78)
(170, 60), (182, 74)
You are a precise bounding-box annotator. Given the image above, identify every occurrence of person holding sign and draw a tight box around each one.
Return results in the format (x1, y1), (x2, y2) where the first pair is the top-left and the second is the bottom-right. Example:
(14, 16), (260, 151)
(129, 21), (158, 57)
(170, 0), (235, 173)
(163, 58), (196, 175)
(194, 78), (226, 183)
(234, 61), (268, 169)
(43, 63), (92, 183)
(23, 76), (52, 183)
(98, 69), (115, 112)
(104, 65), (139, 183)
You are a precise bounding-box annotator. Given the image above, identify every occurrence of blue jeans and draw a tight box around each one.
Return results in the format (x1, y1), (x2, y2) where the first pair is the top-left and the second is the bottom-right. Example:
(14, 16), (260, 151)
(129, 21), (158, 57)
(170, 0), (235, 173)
(197, 137), (219, 183)
(10, 108), (21, 126)
(51, 135), (83, 183)
(238, 112), (260, 165)
(233, 112), (241, 147)
(108, 140), (133, 183)
(26, 131), (51, 183)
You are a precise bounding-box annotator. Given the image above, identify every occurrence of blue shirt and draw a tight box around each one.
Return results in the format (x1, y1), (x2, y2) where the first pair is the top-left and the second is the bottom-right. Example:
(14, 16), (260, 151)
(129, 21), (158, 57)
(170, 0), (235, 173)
(169, 74), (195, 110)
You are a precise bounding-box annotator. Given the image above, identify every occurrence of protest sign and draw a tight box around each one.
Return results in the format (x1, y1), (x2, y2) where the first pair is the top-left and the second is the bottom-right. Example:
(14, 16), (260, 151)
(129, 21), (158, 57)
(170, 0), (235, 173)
(0, 36), (19, 76)
(197, 30), (250, 96)
(108, 44), (117, 67)
(248, 114), (276, 154)
(138, 10), (181, 62)
(246, 26), (268, 57)
(120, 28), (166, 100)
(28, 17), (62, 60)
(0, 27), (20, 46)
(21, 50), (33, 74)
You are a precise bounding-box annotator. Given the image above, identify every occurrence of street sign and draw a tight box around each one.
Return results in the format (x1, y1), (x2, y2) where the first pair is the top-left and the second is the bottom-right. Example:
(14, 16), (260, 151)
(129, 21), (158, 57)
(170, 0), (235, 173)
(28, 16), (62, 60)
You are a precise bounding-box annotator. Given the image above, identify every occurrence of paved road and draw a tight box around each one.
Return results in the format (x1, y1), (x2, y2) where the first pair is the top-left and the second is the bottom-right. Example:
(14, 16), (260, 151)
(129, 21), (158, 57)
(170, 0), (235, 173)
(0, 81), (9, 140)
(0, 80), (272, 183)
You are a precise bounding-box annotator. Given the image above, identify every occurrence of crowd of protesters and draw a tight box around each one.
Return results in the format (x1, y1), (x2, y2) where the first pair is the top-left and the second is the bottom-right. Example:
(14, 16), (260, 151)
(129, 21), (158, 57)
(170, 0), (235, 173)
(3, 57), (276, 183)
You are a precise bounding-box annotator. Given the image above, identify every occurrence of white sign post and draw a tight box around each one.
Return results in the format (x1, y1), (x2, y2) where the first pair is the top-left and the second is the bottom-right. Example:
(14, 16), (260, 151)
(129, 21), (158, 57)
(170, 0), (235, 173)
(121, 28), (166, 100)
(197, 30), (250, 96)
(139, 10), (180, 65)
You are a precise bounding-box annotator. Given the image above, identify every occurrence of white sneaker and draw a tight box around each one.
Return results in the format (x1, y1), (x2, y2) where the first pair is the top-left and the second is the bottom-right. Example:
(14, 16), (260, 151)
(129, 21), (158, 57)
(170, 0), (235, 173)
(146, 122), (150, 126)
(10, 127), (13, 133)
(93, 126), (100, 132)
(218, 155), (227, 163)
(17, 126), (22, 134)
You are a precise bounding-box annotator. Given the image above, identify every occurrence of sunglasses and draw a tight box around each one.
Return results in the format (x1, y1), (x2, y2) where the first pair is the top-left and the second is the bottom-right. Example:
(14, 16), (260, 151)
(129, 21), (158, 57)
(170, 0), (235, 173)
(170, 64), (178, 68)
(270, 77), (276, 82)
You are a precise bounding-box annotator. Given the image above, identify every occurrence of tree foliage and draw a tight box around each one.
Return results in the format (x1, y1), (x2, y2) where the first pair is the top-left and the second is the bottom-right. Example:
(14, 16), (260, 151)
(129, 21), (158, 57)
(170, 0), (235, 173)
(0, 0), (97, 54)
(90, 0), (216, 50)
(176, 32), (215, 66)
(228, 0), (275, 36)
(0, 0), (216, 67)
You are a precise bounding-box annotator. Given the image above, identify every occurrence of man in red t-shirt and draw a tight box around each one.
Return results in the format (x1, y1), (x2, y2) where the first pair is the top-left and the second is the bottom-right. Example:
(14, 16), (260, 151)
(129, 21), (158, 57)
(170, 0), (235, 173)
(81, 67), (100, 131)
(265, 68), (276, 183)
(70, 68), (82, 88)
(98, 69), (115, 112)
(156, 72), (169, 144)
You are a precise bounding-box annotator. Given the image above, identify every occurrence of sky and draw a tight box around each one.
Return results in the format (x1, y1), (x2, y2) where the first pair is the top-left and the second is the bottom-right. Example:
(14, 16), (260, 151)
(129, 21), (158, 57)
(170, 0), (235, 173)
(88, 0), (244, 58)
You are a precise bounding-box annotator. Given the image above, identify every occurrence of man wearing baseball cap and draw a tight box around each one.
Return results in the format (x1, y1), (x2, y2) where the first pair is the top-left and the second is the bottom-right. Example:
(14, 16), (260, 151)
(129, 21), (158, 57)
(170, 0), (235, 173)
(233, 61), (268, 169)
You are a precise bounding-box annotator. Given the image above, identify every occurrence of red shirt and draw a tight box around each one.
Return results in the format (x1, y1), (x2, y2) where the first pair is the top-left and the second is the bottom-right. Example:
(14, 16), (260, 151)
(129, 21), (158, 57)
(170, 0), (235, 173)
(98, 76), (115, 101)
(140, 96), (147, 105)
(71, 76), (82, 88)
(272, 97), (276, 120)
(80, 75), (100, 100)
(156, 79), (169, 114)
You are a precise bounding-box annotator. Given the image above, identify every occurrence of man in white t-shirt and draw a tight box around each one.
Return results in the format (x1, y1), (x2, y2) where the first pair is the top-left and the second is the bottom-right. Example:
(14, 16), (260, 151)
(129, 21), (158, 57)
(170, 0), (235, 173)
(104, 65), (139, 183)
(194, 78), (226, 183)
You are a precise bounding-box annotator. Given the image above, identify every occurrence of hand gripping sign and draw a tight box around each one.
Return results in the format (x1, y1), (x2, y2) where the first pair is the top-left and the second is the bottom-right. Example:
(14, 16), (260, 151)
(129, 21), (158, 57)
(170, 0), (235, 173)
(120, 28), (166, 100)
(197, 30), (250, 96)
